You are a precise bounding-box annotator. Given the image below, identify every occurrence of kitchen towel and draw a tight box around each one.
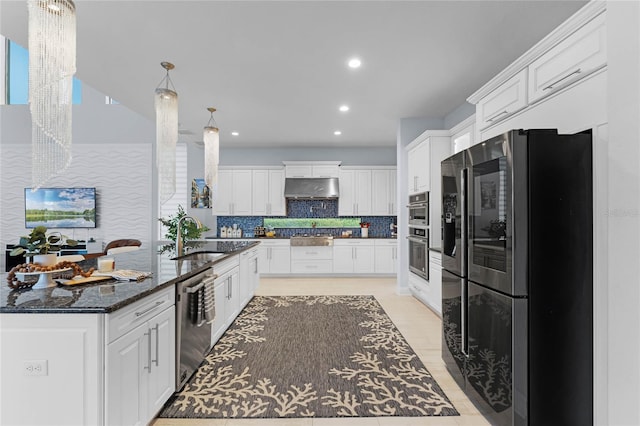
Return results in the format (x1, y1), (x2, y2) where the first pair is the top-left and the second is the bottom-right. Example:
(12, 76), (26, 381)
(202, 276), (215, 323)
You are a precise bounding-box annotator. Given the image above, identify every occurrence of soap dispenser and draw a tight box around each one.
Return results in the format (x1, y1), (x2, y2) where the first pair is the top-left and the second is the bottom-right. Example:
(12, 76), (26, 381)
(221, 226), (227, 238)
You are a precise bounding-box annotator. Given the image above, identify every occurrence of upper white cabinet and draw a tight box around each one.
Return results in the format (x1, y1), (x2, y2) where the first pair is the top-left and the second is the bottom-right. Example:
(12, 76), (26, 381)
(407, 131), (450, 200)
(407, 141), (429, 194)
(468, 2), (607, 138)
(252, 169), (285, 216)
(528, 12), (606, 104)
(213, 169), (252, 216)
(339, 168), (372, 216)
(284, 161), (340, 178)
(371, 168), (397, 216)
(477, 68), (528, 130)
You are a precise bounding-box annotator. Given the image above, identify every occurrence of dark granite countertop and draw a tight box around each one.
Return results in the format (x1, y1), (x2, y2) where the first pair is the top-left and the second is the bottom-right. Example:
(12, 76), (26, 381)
(0, 241), (259, 314)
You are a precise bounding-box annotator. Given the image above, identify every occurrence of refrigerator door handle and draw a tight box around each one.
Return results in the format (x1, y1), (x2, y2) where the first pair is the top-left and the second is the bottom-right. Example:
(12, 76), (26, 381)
(461, 168), (468, 277)
(461, 278), (468, 356)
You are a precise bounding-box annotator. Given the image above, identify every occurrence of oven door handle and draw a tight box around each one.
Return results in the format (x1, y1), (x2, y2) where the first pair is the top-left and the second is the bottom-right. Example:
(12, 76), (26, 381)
(406, 202), (428, 208)
(406, 236), (429, 244)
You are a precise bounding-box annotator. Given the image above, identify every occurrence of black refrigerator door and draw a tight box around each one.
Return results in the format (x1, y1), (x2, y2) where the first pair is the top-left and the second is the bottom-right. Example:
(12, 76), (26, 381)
(466, 281), (527, 426)
(441, 268), (466, 391)
(441, 150), (466, 277)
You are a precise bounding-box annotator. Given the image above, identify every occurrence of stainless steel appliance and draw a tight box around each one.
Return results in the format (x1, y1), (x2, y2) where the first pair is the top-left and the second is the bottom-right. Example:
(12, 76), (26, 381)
(407, 226), (429, 280)
(290, 235), (334, 246)
(407, 192), (429, 226)
(441, 129), (593, 426)
(284, 177), (339, 199)
(175, 268), (215, 390)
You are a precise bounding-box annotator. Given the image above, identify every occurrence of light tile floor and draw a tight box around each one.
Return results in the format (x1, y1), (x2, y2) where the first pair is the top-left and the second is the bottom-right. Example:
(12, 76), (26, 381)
(152, 277), (490, 426)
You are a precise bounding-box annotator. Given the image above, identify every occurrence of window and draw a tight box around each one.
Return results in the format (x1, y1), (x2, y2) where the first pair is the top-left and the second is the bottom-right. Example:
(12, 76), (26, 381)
(158, 143), (188, 240)
(4, 38), (82, 105)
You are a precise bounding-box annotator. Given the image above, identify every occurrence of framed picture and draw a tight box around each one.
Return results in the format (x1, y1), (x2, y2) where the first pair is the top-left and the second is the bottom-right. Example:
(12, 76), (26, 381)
(191, 179), (212, 208)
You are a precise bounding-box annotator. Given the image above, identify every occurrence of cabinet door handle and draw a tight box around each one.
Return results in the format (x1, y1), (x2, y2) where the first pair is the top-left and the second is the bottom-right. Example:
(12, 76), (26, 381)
(135, 301), (163, 317)
(152, 324), (160, 367)
(229, 276), (233, 299)
(486, 110), (509, 122)
(144, 329), (152, 372)
(254, 258), (258, 273)
(543, 68), (582, 91)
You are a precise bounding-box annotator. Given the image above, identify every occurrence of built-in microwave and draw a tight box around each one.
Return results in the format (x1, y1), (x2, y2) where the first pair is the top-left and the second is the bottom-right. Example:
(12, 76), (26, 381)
(407, 192), (429, 227)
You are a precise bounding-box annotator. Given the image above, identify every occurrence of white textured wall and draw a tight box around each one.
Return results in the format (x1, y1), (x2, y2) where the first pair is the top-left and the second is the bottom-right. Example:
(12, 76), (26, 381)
(0, 143), (153, 271)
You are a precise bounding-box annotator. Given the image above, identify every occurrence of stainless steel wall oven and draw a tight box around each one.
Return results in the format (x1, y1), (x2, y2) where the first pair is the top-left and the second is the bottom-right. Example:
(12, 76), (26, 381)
(407, 226), (429, 280)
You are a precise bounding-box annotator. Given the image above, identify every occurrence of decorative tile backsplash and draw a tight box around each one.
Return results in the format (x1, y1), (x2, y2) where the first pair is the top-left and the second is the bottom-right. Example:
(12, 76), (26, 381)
(217, 199), (396, 238)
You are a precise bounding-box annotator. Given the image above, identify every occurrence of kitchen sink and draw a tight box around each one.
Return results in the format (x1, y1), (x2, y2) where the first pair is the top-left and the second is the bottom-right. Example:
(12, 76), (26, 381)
(290, 236), (334, 246)
(172, 252), (226, 262)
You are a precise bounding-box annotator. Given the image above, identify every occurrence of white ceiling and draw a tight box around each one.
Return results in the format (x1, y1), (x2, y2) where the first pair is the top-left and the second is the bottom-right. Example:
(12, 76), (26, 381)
(0, 0), (587, 148)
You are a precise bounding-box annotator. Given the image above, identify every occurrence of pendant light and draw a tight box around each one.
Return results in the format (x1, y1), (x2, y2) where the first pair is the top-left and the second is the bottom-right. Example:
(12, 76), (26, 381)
(155, 61), (178, 205)
(203, 107), (220, 187)
(28, 0), (76, 190)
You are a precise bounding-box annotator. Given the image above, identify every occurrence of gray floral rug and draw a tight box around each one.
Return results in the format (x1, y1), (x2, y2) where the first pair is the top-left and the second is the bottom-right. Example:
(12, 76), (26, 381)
(159, 295), (458, 419)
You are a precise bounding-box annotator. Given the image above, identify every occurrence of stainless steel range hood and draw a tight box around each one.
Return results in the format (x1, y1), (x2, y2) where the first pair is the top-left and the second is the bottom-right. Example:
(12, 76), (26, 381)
(284, 177), (339, 199)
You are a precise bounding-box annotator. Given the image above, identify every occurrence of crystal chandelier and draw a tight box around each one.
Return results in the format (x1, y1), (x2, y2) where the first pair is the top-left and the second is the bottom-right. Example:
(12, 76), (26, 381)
(155, 62), (178, 205)
(203, 107), (220, 187)
(28, 0), (76, 190)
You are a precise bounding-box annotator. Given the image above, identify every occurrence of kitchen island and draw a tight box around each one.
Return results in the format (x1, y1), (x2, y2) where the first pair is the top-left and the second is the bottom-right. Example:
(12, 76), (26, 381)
(0, 240), (259, 426)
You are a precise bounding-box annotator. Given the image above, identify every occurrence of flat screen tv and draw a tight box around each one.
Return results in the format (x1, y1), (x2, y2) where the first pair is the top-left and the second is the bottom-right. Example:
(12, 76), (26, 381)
(25, 187), (97, 229)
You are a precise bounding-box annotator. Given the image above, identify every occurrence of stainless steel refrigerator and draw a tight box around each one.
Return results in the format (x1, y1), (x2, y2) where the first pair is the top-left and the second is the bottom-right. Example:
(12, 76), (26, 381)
(441, 129), (593, 425)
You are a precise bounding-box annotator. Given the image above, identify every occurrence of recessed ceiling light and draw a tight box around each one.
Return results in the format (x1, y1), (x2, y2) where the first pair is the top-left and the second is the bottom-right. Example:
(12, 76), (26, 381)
(339, 105), (349, 112)
(348, 58), (361, 69)
(334, 131), (342, 136)
(231, 132), (239, 136)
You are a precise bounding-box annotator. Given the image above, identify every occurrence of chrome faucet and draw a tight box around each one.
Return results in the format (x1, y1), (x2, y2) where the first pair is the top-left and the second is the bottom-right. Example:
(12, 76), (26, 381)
(176, 215), (203, 258)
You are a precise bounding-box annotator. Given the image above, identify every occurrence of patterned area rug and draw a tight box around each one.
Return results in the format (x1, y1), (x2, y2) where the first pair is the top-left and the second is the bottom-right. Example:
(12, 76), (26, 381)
(159, 295), (459, 419)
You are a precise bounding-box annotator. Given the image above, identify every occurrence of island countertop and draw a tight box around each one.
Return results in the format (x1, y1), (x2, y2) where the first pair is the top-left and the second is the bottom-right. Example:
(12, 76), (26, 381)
(0, 241), (259, 314)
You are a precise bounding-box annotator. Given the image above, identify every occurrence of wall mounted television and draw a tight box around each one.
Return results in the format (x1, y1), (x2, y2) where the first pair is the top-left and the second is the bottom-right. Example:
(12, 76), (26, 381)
(24, 187), (97, 229)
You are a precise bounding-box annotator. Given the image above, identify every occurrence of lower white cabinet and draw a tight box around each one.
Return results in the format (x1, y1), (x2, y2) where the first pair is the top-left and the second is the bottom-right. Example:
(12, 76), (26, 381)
(211, 256), (241, 345)
(258, 240), (291, 274)
(333, 240), (374, 273)
(106, 287), (176, 426)
(291, 246), (333, 273)
(240, 247), (260, 306)
(374, 239), (398, 274)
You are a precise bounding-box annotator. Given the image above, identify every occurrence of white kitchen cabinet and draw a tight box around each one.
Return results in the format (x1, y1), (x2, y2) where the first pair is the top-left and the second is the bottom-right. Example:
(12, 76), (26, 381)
(332, 240), (375, 274)
(428, 250), (443, 316)
(240, 247), (260, 306)
(371, 168), (397, 216)
(212, 169), (252, 216)
(528, 12), (606, 104)
(477, 68), (528, 130)
(252, 169), (285, 216)
(374, 239), (398, 274)
(291, 246), (333, 273)
(407, 141), (429, 194)
(338, 168), (372, 216)
(284, 161), (341, 178)
(211, 256), (242, 345)
(105, 287), (176, 426)
(258, 239), (291, 274)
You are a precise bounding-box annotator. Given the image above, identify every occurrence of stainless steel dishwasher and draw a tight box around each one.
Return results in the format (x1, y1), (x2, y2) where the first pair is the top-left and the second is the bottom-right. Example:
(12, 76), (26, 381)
(175, 268), (216, 390)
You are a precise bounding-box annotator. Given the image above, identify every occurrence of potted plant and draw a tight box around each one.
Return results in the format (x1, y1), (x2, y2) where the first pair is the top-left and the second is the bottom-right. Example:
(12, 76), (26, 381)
(158, 205), (210, 253)
(10, 225), (78, 266)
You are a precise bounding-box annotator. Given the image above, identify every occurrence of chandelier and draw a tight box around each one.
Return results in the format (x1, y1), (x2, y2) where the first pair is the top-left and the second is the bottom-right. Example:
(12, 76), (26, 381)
(203, 107), (220, 188)
(28, 0), (76, 190)
(155, 61), (178, 205)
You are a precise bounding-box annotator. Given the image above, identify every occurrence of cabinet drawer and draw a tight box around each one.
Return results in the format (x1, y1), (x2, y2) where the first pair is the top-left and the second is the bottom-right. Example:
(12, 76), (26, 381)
(528, 12), (606, 104)
(374, 239), (398, 247)
(107, 286), (175, 343)
(290, 246), (333, 260)
(291, 260), (333, 273)
(477, 68), (528, 129)
(213, 255), (240, 276)
(334, 239), (375, 247)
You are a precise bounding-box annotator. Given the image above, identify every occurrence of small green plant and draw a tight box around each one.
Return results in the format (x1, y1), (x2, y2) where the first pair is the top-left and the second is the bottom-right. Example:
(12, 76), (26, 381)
(10, 225), (78, 256)
(158, 205), (210, 246)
